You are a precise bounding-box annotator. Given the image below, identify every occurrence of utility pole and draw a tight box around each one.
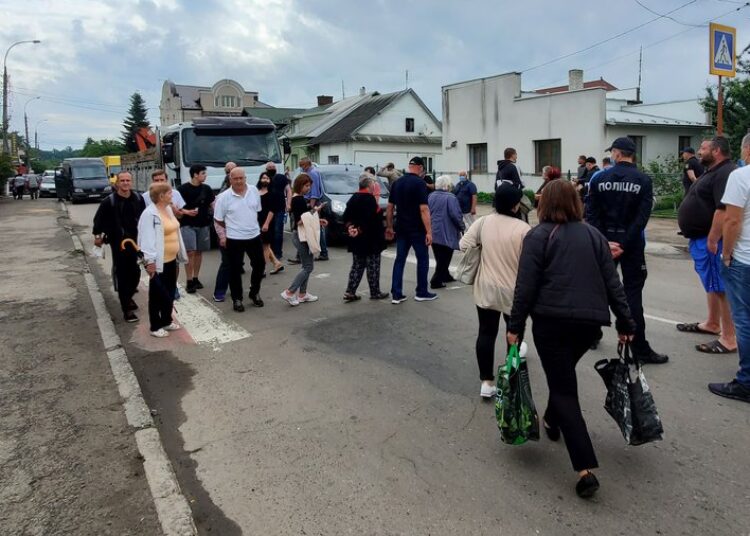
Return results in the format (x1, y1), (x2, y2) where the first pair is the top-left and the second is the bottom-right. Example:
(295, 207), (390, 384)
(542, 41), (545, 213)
(24, 111), (30, 166)
(637, 46), (643, 102)
(717, 75), (724, 135)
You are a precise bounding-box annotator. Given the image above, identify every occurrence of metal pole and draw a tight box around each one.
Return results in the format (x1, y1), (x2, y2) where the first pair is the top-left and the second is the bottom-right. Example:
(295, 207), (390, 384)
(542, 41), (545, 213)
(1, 39), (41, 154)
(24, 111), (29, 168)
(717, 75), (724, 136)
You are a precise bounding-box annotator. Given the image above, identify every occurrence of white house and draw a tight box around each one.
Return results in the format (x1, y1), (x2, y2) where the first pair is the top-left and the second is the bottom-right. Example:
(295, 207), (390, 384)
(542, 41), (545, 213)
(283, 88), (442, 173)
(440, 69), (711, 192)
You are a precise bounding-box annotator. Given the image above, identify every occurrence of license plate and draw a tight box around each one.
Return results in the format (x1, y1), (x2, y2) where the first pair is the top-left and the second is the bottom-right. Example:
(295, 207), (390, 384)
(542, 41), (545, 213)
(89, 194), (99, 197)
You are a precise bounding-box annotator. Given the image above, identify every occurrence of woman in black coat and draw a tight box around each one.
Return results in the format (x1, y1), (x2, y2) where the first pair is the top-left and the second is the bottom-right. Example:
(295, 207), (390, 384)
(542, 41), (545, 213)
(507, 179), (636, 499)
(342, 174), (389, 301)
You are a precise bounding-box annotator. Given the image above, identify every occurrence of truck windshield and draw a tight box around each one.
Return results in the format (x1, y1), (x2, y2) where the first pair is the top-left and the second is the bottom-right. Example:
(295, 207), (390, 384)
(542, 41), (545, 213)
(182, 129), (282, 167)
(72, 165), (107, 179)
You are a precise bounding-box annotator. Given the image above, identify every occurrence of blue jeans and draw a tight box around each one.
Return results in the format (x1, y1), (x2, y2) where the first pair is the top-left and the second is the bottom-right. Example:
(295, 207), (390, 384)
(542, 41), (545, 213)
(213, 246), (230, 297)
(390, 232), (429, 297)
(272, 212), (285, 259)
(721, 259), (750, 387)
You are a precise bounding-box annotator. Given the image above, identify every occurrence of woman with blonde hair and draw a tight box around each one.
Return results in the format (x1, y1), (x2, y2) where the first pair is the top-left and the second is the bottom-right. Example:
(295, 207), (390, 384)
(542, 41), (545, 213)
(138, 182), (187, 337)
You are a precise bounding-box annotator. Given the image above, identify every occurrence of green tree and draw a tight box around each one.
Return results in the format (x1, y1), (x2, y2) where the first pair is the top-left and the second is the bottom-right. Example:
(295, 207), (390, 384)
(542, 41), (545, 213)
(80, 137), (125, 157)
(121, 92), (150, 152)
(701, 42), (750, 156)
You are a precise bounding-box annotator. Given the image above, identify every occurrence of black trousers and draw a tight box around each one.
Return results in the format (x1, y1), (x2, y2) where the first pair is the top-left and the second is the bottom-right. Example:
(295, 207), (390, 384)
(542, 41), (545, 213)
(616, 242), (649, 354)
(533, 316), (600, 472)
(111, 247), (141, 313)
(149, 260), (177, 331)
(346, 253), (382, 295)
(226, 236), (265, 301)
(431, 243), (454, 285)
(475, 306), (524, 381)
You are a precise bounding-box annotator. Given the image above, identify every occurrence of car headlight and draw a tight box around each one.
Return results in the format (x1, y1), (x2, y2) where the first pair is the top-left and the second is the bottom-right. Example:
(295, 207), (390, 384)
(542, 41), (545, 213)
(74, 188), (83, 193)
(331, 199), (346, 215)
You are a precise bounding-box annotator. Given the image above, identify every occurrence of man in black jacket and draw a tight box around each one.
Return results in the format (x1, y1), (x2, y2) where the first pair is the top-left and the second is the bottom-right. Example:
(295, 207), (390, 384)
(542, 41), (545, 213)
(495, 147), (523, 189)
(92, 171), (146, 323)
(586, 137), (668, 364)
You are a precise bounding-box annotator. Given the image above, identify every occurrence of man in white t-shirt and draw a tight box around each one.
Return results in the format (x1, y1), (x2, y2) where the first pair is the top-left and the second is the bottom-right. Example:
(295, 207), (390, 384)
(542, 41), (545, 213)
(213, 167), (265, 312)
(710, 133), (750, 404)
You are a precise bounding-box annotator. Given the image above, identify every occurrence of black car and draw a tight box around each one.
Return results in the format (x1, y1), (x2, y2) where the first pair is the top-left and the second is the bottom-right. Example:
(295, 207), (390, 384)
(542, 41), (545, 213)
(310, 164), (389, 243)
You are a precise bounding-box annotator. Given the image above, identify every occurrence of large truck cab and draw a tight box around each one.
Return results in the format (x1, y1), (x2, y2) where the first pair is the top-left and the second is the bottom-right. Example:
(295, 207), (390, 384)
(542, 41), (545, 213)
(161, 116), (283, 193)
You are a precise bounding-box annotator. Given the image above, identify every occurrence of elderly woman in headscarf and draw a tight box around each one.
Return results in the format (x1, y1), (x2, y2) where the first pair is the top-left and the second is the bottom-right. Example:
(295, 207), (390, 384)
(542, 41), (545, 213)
(428, 175), (465, 289)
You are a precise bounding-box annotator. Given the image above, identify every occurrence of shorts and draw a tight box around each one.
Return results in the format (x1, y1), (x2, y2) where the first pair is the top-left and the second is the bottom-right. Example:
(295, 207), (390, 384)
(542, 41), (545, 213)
(689, 237), (725, 293)
(181, 225), (211, 252)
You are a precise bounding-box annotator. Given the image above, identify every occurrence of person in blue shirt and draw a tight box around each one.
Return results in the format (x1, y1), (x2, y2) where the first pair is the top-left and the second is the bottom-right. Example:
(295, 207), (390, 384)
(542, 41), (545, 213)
(300, 157), (329, 260)
(386, 156), (437, 303)
(586, 137), (668, 364)
(453, 170), (478, 227)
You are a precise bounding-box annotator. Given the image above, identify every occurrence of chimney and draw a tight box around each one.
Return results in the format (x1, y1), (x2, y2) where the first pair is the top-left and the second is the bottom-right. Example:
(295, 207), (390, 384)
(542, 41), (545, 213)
(568, 69), (584, 91)
(359, 86), (366, 96)
(317, 95), (333, 106)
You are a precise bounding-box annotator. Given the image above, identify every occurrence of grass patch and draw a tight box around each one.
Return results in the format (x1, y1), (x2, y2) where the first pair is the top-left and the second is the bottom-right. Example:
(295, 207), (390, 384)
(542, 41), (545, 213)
(651, 208), (678, 219)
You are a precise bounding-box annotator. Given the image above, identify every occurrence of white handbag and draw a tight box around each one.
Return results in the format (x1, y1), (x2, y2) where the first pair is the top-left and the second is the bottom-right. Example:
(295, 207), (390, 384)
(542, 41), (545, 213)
(453, 217), (486, 284)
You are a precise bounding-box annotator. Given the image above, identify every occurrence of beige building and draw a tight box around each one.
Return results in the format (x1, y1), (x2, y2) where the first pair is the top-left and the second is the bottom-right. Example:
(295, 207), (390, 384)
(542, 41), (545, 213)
(159, 79), (271, 127)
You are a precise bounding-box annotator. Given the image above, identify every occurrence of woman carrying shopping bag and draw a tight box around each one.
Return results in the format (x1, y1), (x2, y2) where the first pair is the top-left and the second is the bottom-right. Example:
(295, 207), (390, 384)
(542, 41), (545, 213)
(460, 183), (530, 399)
(506, 179), (635, 498)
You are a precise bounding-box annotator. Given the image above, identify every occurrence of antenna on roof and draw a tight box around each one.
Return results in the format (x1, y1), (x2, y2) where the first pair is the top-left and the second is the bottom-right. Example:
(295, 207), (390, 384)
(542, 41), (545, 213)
(405, 69), (409, 89)
(341, 80), (345, 99)
(637, 46), (643, 103)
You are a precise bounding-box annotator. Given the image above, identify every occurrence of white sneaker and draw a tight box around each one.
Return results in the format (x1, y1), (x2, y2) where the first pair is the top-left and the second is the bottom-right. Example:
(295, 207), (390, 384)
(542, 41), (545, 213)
(298, 293), (318, 303)
(164, 322), (181, 331)
(480, 383), (497, 398)
(280, 291), (300, 306)
(150, 328), (169, 338)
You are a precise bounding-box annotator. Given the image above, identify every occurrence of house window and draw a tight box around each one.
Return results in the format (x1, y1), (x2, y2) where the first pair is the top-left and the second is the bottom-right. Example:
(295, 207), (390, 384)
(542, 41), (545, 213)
(679, 136), (692, 156)
(534, 139), (561, 174)
(214, 95), (237, 108)
(468, 143), (488, 174)
(405, 118), (415, 132)
(628, 135), (644, 164)
(328, 155), (339, 164)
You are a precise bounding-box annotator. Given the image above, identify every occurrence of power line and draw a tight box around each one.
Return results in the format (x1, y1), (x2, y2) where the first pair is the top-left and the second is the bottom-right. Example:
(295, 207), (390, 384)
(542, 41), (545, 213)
(632, 0), (705, 26)
(520, 0), (699, 73)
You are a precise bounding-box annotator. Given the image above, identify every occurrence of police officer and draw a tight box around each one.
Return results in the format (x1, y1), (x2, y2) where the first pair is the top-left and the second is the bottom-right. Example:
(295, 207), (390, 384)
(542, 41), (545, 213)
(586, 137), (668, 364)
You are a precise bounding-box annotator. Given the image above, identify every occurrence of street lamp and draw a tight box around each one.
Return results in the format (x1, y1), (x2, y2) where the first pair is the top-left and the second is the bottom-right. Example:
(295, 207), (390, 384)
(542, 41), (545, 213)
(24, 95), (40, 150)
(34, 118), (47, 150)
(2, 39), (41, 154)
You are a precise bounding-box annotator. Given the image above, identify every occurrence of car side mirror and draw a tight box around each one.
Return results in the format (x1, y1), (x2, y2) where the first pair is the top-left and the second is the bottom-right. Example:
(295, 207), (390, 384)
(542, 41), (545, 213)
(282, 139), (291, 155)
(162, 142), (174, 164)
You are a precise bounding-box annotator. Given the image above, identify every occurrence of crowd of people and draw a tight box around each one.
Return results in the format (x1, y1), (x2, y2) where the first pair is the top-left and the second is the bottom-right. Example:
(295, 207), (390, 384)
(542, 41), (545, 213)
(89, 134), (750, 498)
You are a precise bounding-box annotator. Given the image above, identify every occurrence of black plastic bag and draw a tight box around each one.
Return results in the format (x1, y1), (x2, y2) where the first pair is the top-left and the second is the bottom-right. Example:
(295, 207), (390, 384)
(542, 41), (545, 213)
(594, 343), (663, 446)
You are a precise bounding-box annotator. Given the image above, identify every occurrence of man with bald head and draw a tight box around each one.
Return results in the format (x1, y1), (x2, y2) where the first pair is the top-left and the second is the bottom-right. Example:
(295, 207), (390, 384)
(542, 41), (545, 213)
(214, 167), (266, 312)
(453, 169), (478, 226)
(266, 161), (291, 259)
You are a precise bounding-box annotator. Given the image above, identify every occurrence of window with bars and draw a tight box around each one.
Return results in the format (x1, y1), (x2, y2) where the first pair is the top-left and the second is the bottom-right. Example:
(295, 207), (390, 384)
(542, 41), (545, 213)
(534, 139), (561, 174)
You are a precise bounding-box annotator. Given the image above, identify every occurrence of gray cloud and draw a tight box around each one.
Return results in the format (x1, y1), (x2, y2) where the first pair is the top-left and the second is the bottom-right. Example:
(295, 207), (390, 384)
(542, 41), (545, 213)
(1, 0), (747, 149)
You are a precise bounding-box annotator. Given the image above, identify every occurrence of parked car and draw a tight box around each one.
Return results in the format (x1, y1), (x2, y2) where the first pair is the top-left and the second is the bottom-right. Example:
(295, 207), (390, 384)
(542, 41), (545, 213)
(307, 164), (389, 243)
(39, 176), (57, 198)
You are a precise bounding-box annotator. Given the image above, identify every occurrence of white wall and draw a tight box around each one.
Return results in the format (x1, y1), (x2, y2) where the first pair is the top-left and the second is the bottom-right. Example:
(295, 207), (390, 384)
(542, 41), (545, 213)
(605, 126), (707, 164)
(441, 73), (608, 193)
(358, 92), (441, 137)
(318, 141), (441, 171)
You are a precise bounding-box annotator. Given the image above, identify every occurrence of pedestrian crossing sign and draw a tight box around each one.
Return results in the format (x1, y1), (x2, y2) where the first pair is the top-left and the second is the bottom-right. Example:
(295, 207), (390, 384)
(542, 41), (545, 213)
(710, 23), (736, 77)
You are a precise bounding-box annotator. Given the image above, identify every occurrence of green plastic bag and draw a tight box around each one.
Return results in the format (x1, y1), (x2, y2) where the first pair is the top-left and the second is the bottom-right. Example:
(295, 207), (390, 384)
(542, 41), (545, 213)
(495, 344), (540, 445)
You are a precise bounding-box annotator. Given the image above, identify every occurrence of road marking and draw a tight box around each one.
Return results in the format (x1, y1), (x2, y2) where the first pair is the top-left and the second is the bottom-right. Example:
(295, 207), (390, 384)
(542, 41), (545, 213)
(382, 250), (437, 268)
(644, 313), (682, 326)
(140, 276), (250, 349)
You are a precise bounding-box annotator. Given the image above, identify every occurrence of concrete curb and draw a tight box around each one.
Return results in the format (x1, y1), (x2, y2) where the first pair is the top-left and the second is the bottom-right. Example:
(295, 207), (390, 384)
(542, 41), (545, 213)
(61, 203), (197, 536)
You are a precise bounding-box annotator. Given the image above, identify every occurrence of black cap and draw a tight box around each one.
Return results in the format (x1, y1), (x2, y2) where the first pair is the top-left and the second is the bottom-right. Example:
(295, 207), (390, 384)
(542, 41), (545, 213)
(606, 137), (636, 153)
(494, 182), (524, 213)
(682, 147), (695, 154)
(408, 156), (425, 167)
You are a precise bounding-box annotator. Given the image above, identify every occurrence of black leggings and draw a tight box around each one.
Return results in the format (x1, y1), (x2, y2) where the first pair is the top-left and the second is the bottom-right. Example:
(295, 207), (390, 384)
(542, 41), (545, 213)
(475, 306), (523, 381)
(431, 243), (454, 285)
(533, 317), (601, 472)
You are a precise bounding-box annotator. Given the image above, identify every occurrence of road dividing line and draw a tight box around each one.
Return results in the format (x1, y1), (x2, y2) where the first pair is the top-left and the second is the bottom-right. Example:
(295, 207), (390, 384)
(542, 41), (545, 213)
(644, 313), (682, 326)
(139, 276), (250, 349)
(382, 250), (437, 268)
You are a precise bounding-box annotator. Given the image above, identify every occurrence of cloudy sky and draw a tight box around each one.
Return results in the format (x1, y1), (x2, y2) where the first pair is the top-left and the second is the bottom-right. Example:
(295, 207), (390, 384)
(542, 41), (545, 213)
(1, 0), (748, 150)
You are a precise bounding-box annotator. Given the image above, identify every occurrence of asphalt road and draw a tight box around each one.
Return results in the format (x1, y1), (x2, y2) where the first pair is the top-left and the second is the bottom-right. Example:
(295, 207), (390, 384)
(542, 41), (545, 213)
(67, 200), (750, 536)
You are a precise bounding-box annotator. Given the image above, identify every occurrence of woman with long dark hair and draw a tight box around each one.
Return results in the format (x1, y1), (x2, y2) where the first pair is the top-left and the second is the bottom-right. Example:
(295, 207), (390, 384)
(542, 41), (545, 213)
(257, 172), (284, 275)
(507, 179), (635, 498)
